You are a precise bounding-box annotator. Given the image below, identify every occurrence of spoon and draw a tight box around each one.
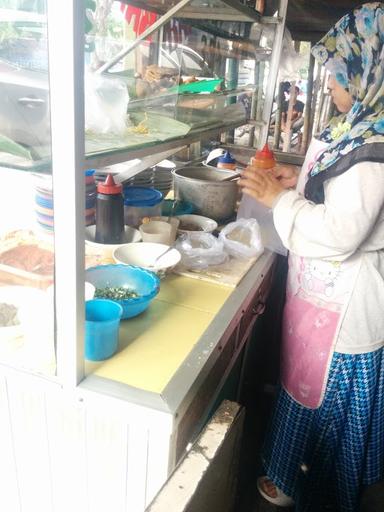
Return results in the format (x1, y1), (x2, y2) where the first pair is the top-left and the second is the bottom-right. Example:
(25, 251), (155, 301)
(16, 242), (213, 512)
(146, 234), (187, 269)
(218, 170), (243, 182)
(147, 246), (174, 269)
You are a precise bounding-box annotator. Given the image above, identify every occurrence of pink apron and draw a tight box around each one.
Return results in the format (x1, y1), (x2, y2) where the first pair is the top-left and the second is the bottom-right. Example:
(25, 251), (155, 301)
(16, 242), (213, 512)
(281, 139), (362, 409)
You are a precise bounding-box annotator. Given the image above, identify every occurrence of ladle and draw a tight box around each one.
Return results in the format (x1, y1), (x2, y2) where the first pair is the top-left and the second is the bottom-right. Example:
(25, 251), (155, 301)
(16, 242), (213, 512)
(218, 170), (243, 182)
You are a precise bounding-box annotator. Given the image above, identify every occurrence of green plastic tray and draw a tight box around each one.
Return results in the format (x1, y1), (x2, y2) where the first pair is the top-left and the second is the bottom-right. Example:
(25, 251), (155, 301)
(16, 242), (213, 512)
(169, 78), (223, 94)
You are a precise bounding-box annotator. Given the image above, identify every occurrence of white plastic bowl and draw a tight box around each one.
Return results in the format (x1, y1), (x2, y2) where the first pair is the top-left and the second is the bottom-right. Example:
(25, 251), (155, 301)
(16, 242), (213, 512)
(85, 225), (142, 256)
(176, 214), (218, 234)
(113, 242), (181, 276)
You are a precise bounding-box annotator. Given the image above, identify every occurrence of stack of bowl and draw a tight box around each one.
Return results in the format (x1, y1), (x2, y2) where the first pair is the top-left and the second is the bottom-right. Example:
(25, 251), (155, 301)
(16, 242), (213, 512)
(152, 160), (176, 198)
(124, 168), (154, 189)
(34, 170), (97, 232)
(85, 169), (97, 225)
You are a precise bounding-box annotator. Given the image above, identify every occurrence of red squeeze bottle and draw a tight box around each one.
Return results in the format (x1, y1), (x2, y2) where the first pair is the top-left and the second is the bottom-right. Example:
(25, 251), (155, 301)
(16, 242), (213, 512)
(249, 143), (276, 171)
(95, 174), (124, 244)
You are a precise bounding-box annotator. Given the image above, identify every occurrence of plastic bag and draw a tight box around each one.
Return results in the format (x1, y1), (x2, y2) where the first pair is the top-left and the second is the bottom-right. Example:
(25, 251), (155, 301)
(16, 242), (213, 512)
(219, 218), (264, 259)
(237, 195), (287, 256)
(175, 233), (228, 270)
(85, 72), (129, 135)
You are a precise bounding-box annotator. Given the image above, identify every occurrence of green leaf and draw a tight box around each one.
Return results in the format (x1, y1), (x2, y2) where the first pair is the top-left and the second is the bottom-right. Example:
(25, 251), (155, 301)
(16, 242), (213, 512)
(0, 134), (32, 160)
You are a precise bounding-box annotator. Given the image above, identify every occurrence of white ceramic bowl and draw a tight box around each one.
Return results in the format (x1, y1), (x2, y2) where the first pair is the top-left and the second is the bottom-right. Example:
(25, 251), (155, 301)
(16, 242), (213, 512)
(85, 225), (142, 257)
(176, 214), (218, 234)
(113, 242), (181, 276)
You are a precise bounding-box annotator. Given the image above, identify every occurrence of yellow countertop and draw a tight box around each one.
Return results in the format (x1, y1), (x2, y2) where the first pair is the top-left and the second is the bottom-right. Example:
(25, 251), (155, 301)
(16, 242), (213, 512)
(85, 275), (232, 393)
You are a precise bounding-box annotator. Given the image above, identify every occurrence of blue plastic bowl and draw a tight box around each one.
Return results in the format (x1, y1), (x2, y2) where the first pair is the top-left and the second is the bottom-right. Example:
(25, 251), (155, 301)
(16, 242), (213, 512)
(85, 264), (160, 319)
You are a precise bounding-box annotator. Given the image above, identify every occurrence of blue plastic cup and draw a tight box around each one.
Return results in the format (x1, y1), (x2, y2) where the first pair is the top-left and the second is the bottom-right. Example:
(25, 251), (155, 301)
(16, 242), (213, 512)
(85, 299), (123, 361)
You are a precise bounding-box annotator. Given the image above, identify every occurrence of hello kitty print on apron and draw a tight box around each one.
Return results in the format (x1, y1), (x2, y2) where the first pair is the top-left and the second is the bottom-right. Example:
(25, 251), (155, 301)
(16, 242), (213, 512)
(281, 139), (361, 408)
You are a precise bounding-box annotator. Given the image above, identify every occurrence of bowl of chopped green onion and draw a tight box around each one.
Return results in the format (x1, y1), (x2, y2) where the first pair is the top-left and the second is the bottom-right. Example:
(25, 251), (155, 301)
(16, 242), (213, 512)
(85, 264), (160, 319)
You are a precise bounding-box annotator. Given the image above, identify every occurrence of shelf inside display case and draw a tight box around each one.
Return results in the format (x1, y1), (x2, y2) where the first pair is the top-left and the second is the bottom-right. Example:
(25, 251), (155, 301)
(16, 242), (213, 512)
(0, 87), (256, 172)
(0, 0), (273, 174)
(119, 0), (262, 22)
(0, 111), (253, 172)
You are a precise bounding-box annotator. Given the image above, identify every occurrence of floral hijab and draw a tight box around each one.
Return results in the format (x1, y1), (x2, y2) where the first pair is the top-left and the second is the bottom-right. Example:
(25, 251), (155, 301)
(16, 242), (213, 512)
(305, 2), (384, 203)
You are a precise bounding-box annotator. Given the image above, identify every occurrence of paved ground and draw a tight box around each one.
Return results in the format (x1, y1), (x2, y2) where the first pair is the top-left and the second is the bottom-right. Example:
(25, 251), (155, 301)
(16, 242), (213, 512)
(233, 383), (384, 512)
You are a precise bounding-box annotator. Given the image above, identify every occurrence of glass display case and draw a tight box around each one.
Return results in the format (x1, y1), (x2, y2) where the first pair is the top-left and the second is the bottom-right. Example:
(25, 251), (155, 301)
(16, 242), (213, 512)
(0, 0), (285, 380)
(0, 0), (278, 172)
(0, 3), (287, 511)
(0, 0), (285, 361)
(0, 7), (56, 377)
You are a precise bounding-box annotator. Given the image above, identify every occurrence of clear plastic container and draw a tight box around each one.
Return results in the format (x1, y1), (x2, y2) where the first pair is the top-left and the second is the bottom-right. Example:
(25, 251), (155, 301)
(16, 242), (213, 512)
(123, 187), (163, 228)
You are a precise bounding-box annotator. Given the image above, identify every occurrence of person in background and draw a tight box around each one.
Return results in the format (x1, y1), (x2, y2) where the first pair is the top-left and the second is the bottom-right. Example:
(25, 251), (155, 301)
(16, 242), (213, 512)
(281, 85), (305, 141)
(239, 3), (384, 511)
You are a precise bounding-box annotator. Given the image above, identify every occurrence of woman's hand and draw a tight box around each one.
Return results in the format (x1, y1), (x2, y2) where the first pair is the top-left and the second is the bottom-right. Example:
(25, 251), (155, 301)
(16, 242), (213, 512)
(239, 169), (285, 208)
(273, 164), (299, 189)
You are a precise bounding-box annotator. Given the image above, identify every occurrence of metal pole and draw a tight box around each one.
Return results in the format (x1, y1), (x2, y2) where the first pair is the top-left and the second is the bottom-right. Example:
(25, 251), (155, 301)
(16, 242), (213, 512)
(314, 69), (327, 135)
(47, 0), (85, 387)
(248, 35), (261, 148)
(301, 50), (315, 152)
(273, 81), (284, 149)
(225, 57), (239, 144)
(97, 0), (194, 73)
(309, 62), (322, 143)
(282, 80), (296, 153)
(258, 0), (288, 148)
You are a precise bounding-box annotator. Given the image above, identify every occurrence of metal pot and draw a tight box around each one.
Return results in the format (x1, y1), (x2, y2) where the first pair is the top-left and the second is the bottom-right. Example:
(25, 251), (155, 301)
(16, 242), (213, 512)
(172, 166), (238, 222)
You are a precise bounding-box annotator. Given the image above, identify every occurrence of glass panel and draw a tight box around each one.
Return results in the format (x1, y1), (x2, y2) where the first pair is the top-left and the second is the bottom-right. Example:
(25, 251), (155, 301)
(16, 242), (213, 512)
(0, 3), (56, 377)
(86, 2), (270, 153)
(0, 0), (270, 171)
(0, 5), (50, 169)
(120, 0), (262, 21)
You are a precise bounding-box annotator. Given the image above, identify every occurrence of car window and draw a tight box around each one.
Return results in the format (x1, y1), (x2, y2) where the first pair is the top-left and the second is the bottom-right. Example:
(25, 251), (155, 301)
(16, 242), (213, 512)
(0, 15), (48, 72)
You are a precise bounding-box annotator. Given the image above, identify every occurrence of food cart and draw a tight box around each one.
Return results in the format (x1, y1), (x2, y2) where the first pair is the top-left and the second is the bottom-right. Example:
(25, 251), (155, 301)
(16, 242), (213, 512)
(0, 1), (287, 510)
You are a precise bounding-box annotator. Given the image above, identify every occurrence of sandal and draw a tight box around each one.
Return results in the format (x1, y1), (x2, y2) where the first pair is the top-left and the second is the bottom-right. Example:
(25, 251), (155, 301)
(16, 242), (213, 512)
(257, 476), (294, 507)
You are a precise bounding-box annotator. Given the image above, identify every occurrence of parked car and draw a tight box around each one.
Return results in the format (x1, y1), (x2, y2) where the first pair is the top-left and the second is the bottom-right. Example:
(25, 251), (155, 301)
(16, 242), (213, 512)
(0, 7), (218, 156)
(0, 9), (50, 151)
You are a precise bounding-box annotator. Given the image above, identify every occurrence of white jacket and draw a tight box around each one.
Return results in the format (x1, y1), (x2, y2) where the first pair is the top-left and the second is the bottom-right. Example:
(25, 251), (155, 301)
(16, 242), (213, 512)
(273, 162), (384, 354)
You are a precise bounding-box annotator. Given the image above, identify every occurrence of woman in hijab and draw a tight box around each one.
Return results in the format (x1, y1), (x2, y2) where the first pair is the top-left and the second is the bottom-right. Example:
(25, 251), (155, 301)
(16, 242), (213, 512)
(239, 3), (384, 511)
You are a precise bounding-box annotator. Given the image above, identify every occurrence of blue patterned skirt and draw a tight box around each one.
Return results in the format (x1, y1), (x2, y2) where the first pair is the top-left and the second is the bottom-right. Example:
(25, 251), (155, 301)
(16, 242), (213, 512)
(262, 349), (384, 512)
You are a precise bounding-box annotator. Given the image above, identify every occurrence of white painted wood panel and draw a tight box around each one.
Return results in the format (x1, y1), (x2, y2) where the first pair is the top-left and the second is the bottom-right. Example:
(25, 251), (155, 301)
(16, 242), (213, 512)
(126, 424), (150, 512)
(0, 369), (173, 512)
(45, 393), (88, 512)
(85, 408), (130, 512)
(6, 375), (54, 512)
(145, 425), (172, 506)
(0, 376), (21, 512)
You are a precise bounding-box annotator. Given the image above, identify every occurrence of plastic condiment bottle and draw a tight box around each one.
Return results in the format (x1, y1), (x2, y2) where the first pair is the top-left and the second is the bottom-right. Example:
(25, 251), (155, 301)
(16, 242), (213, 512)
(95, 174), (124, 244)
(217, 151), (237, 170)
(249, 143), (276, 171)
